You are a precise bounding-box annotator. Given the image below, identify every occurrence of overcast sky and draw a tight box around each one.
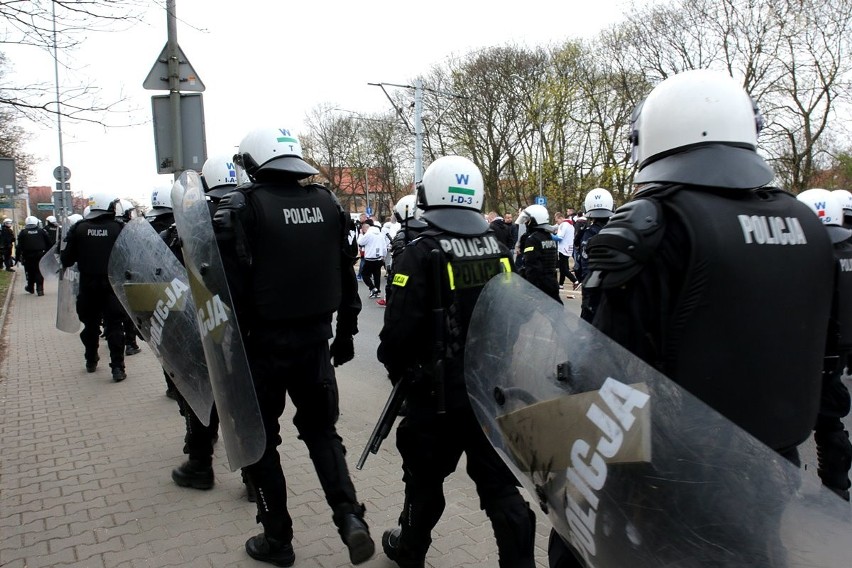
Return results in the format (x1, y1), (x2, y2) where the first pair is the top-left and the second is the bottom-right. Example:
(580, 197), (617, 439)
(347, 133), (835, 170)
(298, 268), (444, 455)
(5, 0), (633, 207)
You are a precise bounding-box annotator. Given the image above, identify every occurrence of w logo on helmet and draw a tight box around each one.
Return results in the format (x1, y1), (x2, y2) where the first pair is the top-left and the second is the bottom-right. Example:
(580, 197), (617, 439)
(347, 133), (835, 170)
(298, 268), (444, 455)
(455, 173), (470, 185)
(277, 128), (298, 144)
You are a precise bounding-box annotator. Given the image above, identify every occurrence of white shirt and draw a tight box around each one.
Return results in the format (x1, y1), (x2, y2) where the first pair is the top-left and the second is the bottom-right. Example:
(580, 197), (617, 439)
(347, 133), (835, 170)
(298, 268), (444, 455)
(357, 226), (387, 260)
(556, 220), (575, 256)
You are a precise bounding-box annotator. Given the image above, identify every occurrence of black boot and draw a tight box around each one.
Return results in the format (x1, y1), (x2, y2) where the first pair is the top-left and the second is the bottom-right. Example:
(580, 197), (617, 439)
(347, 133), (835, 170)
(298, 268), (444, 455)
(171, 459), (214, 489)
(125, 344), (141, 356)
(245, 533), (295, 567)
(36, 288), (44, 296)
(85, 358), (98, 373)
(382, 528), (427, 568)
(24, 284), (33, 294)
(111, 366), (127, 382)
(335, 508), (375, 565)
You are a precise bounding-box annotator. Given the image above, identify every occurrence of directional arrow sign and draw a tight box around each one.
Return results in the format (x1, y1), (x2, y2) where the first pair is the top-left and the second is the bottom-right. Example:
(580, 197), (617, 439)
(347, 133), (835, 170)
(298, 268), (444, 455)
(143, 43), (205, 92)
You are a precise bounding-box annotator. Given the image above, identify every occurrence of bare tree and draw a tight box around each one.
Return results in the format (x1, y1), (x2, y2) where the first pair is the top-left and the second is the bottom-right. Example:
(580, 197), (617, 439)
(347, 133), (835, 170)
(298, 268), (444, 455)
(1, 0), (144, 125)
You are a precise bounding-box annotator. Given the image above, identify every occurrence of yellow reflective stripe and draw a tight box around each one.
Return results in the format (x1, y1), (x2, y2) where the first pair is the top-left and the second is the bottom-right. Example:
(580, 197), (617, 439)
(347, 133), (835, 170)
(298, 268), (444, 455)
(500, 258), (512, 273)
(523, 246), (534, 253)
(446, 262), (455, 290)
(392, 273), (409, 287)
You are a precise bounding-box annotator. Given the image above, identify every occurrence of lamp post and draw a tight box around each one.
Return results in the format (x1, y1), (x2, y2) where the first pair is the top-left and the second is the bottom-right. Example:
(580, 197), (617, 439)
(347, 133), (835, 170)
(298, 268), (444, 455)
(51, 1), (69, 222)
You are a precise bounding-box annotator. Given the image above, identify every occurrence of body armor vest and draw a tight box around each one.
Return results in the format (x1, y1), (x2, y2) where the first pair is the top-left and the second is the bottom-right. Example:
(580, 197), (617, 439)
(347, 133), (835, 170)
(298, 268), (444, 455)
(829, 239), (852, 356)
(529, 229), (559, 273)
(18, 228), (50, 253)
(71, 218), (123, 275)
(245, 183), (342, 320)
(659, 187), (834, 450)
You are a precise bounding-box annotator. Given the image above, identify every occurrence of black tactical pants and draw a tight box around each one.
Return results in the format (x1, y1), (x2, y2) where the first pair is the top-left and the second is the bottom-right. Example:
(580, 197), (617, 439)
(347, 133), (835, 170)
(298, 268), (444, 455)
(394, 394), (536, 567)
(241, 332), (360, 541)
(76, 276), (126, 369)
(22, 253), (45, 291)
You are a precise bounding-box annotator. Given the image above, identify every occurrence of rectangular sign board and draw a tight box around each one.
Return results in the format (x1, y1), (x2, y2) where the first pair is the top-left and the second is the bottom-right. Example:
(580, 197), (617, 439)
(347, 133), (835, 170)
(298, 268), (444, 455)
(151, 93), (207, 175)
(0, 158), (16, 195)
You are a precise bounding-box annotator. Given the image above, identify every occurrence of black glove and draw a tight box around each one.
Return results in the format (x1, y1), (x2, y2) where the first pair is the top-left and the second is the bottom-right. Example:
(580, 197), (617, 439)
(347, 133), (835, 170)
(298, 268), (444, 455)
(330, 334), (354, 367)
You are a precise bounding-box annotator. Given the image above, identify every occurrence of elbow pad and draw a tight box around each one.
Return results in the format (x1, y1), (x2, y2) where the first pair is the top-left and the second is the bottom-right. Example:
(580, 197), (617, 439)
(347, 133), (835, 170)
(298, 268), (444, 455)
(586, 199), (664, 289)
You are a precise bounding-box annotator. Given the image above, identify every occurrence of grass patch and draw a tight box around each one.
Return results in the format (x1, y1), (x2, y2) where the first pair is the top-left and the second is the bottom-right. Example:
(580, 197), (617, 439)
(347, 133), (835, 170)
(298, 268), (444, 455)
(0, 269), (11, 312)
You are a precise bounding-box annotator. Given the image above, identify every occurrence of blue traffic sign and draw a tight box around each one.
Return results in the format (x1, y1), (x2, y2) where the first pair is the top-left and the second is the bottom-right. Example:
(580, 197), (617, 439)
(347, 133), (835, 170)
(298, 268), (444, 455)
(534, 196), (547, 206)
(366, 206), (373, 216)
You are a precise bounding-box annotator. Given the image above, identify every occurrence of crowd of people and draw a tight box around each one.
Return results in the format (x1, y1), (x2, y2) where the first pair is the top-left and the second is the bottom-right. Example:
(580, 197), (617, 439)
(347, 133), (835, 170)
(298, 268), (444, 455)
(16, 68), (852, 567)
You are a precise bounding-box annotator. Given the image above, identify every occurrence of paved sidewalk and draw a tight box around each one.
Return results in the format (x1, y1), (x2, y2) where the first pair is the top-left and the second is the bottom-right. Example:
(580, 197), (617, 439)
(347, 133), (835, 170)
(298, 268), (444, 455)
(0, 275), (551, 568)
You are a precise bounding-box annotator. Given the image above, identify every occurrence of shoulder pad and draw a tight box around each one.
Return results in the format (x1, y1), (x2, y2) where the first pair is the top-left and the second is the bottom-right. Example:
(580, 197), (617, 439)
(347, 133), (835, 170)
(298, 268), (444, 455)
(212, 190), (247, 231)
(586, 198), (664, 289)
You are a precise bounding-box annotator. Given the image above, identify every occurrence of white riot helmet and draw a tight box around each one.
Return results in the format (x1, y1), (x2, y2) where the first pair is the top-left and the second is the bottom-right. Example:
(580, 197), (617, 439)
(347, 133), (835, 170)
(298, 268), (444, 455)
(517, 204), (553, 231)
(25, 216), (39, 228)
(797, 188), (852, 243)
(146, 188), (173, 220)
(68, 213), (83, 226)
(118, 199), (136, 220)
(393, 194), (419, 222)
(584, 188), (615, 219)
(3, 218), (11, 225)
(85, 193), (120, 219)
(46, 215), (57, 225)
(417, 155), (488, 235)
(202, 154), (240, 198)
(832, 189), (852, 214)
(237, 127), (319, 181)
(630, 69), (773, 189)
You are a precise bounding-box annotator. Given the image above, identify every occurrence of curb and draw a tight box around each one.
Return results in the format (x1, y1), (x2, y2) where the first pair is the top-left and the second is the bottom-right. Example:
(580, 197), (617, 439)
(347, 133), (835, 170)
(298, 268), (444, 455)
(0, 269), (16, 362)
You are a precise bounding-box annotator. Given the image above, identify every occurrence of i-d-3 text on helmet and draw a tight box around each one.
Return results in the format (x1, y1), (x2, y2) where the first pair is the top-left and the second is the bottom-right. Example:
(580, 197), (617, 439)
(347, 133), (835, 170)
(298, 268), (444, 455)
(630, 69), (773, 189)
(417, 155), (489, 236)
(237, 127), (319, 181)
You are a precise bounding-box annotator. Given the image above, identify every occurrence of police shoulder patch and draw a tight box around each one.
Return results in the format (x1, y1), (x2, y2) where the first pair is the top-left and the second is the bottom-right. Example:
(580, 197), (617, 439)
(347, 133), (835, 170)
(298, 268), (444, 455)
(392, 273), (409, 287)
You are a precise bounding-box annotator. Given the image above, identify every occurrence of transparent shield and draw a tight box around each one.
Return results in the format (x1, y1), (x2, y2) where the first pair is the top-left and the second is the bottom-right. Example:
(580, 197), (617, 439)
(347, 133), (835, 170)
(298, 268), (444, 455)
(465, 273), (852, 568)
(108, 218), (215, 425)
(171, 170), (265, 471)
(38, 243), (60, 283)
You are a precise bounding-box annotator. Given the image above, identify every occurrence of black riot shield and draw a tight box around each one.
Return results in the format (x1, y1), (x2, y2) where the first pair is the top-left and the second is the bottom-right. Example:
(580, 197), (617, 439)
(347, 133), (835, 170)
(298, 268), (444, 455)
(38, 243), (60, 284)
(171, 170), (265, 471)
(465, 273), (852, 568)
(55, 218), (81, 333)
(107, 218), (215, 425)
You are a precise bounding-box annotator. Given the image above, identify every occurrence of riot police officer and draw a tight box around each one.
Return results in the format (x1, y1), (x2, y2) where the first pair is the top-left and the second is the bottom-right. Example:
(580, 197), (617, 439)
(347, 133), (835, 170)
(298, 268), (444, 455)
(61, 193), (128, 381)
(377, 155), (537, 568)
(551, 69), (834, 568)
(145, 187), (175, 234)
(516, 204), (561, 303)
(575, 187), (614, 322)
(167, 156), (236, 492)
(379, 194), (427, 305)
(797, 188), (852, 501)
(16, 216), (51, 295)
(1, 218), (16, 271)
(212, 127), (373, 566)
(44, 215), (59, 248)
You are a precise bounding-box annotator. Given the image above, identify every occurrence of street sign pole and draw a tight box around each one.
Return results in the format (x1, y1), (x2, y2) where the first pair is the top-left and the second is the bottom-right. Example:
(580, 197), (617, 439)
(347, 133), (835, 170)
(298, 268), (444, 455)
(167, 0), (183, 181)
(51, 1), (69, 224)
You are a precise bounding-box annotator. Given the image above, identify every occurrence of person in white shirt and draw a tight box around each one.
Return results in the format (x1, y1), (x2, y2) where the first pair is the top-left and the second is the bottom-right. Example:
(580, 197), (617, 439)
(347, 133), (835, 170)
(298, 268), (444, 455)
(356, 218), (387, 298)
(555, 211), (579, 290)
